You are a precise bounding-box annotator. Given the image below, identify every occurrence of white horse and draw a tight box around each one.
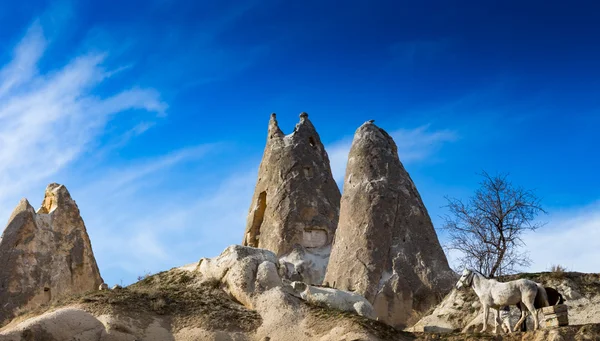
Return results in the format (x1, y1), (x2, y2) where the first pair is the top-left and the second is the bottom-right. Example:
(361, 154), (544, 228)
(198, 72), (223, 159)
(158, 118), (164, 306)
(456, 269), (548, 333)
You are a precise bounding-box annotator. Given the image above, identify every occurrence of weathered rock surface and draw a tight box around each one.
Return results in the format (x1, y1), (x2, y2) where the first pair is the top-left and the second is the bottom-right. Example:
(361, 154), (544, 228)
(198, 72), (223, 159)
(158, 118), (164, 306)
(0, 183), (103, 325)
(197, 245), (283, 309)
(323, 121), (455, 328)
(242, 113), (341, 284)
(0, 246), (412, 341)
(290, 281), (376, 319)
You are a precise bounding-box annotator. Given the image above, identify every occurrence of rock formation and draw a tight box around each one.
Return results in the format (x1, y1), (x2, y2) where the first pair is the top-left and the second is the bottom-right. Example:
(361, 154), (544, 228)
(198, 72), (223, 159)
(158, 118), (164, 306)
(0, 244), (414, 341)
(242, 113), (341, 284)
(323, 121), (455, 328)
(198, 245), (283, 309)
(0, 183), (103, 324)
(290, 281), (376, 319)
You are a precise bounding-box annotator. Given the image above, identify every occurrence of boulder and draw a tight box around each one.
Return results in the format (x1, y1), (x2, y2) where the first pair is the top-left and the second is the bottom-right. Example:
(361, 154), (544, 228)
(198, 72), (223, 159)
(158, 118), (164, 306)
(197, 245), (283, 309)
(290, 281), (376, 319)
(0, 183), (103, 324)
(242, 113), (341, 284)
(323, 121), (455, 328)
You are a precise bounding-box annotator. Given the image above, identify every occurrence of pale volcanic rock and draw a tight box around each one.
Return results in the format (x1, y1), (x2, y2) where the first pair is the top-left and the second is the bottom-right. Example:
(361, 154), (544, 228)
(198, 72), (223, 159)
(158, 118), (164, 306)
(242, 113), (341, 284)
(323, 121), (455, 328)
(0, 183), (103, 324)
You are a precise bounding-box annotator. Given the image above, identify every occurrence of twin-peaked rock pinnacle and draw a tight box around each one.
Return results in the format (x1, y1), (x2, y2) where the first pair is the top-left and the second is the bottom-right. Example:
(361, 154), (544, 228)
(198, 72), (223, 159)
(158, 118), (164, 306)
(323, 121), (455, 328)
(242, 113), (341, 284)
(0, 183), (103, 324)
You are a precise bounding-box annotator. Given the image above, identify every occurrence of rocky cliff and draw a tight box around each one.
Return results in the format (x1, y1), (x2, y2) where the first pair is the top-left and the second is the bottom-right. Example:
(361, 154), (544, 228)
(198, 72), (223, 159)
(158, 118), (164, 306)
(242, 113), (341, 284)
(0, 183), (103, 324)
(324, 121), (456, 328)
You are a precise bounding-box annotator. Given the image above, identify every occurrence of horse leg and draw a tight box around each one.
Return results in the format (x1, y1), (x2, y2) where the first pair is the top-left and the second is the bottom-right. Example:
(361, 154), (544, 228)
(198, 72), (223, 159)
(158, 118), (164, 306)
(493, 308), (502, 334)
(513, 303), (527, 332)
(518, 302), (527, 332)
(523, 299), (539, 330)
(481, 305), (489, 333)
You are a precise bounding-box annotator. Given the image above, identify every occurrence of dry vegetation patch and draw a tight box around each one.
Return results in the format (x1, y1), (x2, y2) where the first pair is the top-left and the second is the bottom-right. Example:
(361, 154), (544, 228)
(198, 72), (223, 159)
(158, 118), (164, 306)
(8, 269), (262, 333)
(305, 303), (415, 341)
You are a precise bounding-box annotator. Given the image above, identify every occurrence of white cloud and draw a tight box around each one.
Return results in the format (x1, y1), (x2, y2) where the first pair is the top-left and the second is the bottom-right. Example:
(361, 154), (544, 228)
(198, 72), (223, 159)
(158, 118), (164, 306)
(523, 202), (600, 273)
(77, 155), (257, 285)
(0, 21), (166, 221)
(0, 19), (258, 286)
(326, 124), (458, 183)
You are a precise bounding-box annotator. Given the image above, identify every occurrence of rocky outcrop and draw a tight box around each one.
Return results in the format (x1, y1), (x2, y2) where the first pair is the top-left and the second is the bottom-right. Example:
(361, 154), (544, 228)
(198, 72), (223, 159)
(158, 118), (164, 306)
(323, 121), (455, 328)
(290, 281), (376, 319)
(197, 245), (283, 309)
(0, 183), (103, 324)
(242, 113), (341, 284)
(0, 246), (412, 341)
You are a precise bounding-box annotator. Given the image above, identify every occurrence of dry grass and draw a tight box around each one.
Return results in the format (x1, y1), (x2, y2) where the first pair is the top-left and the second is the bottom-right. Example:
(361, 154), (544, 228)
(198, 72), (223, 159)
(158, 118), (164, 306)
(305, 302), (415, 341)
(9, 269), (262, 333)
(549, 264), (567, 279)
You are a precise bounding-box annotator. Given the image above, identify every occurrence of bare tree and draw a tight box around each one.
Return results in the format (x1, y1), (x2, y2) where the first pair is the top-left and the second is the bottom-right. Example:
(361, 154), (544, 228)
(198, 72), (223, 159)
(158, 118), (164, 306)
(442, 172), (546, 277)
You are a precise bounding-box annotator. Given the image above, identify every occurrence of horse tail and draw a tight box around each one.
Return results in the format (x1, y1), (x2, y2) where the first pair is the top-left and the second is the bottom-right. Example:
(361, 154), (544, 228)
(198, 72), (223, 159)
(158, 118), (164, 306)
(535, 284), (549, 308)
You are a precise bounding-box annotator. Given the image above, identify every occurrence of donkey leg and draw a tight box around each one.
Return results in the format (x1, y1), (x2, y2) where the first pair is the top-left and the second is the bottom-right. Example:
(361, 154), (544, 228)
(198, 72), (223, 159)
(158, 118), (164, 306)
(481, 305), (489, 333)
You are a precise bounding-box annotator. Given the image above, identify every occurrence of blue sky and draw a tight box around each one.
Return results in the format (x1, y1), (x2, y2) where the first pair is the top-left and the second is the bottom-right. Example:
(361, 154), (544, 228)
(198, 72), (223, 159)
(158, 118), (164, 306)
(0, 1), (599, 285)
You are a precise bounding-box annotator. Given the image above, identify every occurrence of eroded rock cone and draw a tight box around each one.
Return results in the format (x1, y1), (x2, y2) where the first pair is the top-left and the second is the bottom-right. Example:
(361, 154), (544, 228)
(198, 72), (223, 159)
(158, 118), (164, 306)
(323, 121), (455, 328)
(242, 113), (341, 284)
(0, 183), (103, 324)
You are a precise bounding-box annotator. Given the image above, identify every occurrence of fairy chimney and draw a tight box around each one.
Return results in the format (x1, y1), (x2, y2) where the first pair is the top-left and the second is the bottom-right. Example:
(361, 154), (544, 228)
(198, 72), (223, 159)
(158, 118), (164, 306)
(0, 183), (103, 324)
(242, 113), (341, 284)
(323, 121), (455, 328)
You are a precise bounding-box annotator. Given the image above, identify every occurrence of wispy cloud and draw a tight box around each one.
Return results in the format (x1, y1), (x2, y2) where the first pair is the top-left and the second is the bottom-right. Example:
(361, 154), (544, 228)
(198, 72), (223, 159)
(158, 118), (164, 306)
(0, 21), (165, 225)
(326, 124), (458, 183)
(78, 156), (257, 285)
(522, 203), (600, 273)
(0, 15), (261, 286)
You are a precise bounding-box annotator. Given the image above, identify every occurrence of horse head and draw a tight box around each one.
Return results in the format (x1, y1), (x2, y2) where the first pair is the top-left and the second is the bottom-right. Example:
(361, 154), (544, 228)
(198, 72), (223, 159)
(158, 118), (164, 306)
(456, 268), (474, 290)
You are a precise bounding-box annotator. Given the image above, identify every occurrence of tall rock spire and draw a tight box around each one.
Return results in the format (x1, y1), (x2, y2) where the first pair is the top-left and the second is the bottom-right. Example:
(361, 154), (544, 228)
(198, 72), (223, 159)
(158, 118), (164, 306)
(242, 113), (341, 284)
(323, 121), (455, 328)
(0, 183), (103, 324)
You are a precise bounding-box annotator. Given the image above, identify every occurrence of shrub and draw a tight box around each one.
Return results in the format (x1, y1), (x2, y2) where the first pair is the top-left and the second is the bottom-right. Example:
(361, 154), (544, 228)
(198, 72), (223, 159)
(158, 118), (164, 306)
(549, 264), (567, 279)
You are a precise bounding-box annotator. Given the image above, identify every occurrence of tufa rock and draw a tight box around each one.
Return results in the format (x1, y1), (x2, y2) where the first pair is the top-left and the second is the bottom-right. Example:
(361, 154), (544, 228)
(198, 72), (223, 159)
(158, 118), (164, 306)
(242, 113), (341, 284)
(197, 245), (282, 309)
(0, 183), (103, 324)
(290, 281), (376, 319)
(323, 121), (455, 328)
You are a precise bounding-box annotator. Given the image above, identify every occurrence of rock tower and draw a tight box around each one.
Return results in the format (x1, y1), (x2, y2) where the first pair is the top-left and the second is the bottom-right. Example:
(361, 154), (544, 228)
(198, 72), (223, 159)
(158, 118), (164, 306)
(0, 183), (103, 324)
(242, 113), (341, 284)
(323, 121), (455, 328)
